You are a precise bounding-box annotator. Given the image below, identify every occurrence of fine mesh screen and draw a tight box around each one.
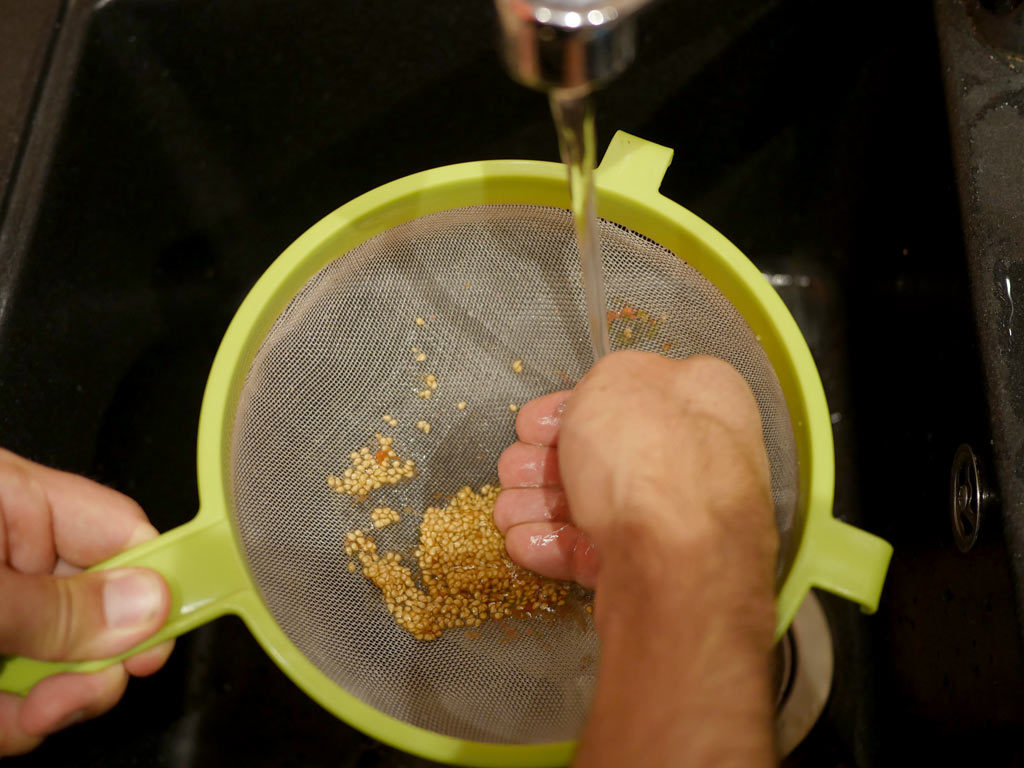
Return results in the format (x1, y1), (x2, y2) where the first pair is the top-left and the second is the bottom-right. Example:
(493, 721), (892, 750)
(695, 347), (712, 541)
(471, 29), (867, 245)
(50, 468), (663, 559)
(230, 204), (798, 744)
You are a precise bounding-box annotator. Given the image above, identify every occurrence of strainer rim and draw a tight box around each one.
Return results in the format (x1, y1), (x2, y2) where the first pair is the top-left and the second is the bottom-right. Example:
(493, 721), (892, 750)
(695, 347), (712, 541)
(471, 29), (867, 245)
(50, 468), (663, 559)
(194, 133), (844, 766)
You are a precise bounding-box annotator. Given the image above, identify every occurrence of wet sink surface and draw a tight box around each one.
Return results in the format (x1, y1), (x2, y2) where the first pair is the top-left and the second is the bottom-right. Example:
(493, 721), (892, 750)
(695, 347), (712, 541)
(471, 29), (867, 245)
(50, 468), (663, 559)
(1, 1), (1022, 765)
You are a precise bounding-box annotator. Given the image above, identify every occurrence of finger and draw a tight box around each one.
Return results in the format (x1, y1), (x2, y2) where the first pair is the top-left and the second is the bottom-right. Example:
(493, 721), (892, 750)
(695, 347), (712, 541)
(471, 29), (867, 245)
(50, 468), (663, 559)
(497, 443), (561, 488)
(494, 488), (569, 534)
(504, 522), (599, 588)
(515, 391), (571, 446)
(53, 558), (82, 577)
(0, 448), (155, 570)
(0, 458), (54, 573)
(0, 693), (42, 756)
(0, 567), (170, 660)
(122, 639), (175, 678)
(19, 664), (128, 737)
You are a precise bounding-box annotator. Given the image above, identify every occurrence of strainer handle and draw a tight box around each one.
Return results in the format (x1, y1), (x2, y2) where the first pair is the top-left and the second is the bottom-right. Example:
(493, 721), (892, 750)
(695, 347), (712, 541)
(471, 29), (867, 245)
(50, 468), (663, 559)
(595, 130), (674, 197)
(811, 518), (893, 610)
(0, 516), (249, 696)
(806, 517), (893, 613)
(775, 517), (892, 641)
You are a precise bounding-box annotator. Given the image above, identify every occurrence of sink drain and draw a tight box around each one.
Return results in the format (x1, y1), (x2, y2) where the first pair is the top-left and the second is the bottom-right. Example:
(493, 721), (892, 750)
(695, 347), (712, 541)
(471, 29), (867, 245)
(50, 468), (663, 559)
(775, 591), (834, 757)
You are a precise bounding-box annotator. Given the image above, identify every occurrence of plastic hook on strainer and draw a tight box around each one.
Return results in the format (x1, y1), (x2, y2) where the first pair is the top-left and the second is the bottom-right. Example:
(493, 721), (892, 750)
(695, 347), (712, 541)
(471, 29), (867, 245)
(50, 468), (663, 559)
(0, 132), (892, 767)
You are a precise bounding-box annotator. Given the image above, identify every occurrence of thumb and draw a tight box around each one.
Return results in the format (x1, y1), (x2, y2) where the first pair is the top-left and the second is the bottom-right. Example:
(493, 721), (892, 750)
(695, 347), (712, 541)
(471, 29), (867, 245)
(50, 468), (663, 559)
(0, 567), (170, 661)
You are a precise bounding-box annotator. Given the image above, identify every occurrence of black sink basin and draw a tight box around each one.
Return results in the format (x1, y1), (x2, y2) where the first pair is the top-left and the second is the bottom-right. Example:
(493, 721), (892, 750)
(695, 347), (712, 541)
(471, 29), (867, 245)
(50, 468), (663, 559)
(1, 0), (1022, 765)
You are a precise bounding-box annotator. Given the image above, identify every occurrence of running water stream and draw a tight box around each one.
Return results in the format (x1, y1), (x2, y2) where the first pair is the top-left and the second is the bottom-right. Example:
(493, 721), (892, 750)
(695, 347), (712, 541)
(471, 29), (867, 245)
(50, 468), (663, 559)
(549, 91), (611, 361)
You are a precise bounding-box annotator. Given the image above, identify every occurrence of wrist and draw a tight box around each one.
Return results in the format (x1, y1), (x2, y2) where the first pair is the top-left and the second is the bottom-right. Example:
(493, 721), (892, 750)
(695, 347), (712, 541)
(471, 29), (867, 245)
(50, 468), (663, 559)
(578, 517), (777, 768)
(591, 507), (777, 644)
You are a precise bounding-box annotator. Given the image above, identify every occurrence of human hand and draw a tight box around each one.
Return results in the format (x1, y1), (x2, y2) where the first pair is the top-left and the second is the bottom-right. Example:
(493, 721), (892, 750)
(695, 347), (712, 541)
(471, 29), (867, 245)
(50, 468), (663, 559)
(0, 448), (172, 755)
(497, 351), (779, 767)
(495, 351), (777, 598)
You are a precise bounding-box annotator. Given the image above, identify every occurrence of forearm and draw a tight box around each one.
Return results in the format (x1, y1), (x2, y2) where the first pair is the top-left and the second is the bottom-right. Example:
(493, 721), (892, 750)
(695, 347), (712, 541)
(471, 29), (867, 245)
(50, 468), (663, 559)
(574, 517), (777, 768)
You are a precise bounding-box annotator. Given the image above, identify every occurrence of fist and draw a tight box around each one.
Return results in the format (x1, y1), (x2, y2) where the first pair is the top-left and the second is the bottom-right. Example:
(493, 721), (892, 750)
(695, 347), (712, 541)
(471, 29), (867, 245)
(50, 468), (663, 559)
(495, 351), (777, 590)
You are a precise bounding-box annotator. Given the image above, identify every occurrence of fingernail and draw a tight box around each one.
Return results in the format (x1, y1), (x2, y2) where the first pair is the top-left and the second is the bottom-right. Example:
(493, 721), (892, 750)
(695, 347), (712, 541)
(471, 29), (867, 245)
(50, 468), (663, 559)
(103, 570), (164, 629)
(541, 399), (569, 425)
(124, 522), (159, 549)
(539, 403), (567, 429)
(52, 709), (85, 732)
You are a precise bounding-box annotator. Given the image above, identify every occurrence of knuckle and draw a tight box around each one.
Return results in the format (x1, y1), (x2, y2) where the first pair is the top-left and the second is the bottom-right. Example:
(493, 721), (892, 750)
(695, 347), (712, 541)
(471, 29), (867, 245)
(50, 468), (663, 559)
(48, 577), (79, 660)
(590, 349), (649, 381)
(0, 462), (54, 573)
(684, 353), (740, 383)
(0, 461), (46, 508)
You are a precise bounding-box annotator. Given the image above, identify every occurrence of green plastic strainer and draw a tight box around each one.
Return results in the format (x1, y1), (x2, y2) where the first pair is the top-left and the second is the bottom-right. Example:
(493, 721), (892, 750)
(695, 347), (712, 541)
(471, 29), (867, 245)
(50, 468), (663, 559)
(0, 132), (892, 767)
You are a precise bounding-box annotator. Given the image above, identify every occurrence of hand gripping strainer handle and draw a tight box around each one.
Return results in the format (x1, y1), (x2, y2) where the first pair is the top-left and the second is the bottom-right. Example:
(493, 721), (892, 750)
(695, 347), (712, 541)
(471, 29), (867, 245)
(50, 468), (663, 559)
(0, 511), (893, 691)
(0, 516), (249, 695)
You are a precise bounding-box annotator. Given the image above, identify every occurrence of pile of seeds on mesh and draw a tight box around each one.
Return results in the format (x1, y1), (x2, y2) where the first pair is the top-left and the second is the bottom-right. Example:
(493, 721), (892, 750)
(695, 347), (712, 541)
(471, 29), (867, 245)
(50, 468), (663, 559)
(331, 315), (578, 641)
(326, 434), (416, 500)
(369, 506), (401, 529)
(344, 485), (571, 641)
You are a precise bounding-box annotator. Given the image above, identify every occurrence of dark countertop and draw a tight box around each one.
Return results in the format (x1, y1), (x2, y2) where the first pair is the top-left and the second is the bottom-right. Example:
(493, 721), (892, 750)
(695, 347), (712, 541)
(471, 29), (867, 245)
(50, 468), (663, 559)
(0, 0), (61, 214)
(1, 0), (1023, 765)
(936, 0), (1024, 631)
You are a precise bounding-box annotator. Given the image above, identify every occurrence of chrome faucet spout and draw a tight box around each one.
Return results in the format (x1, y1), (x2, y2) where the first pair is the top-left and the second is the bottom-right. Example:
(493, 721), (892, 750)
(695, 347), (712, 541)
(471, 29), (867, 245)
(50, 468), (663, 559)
(494, 0), (653, 95)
